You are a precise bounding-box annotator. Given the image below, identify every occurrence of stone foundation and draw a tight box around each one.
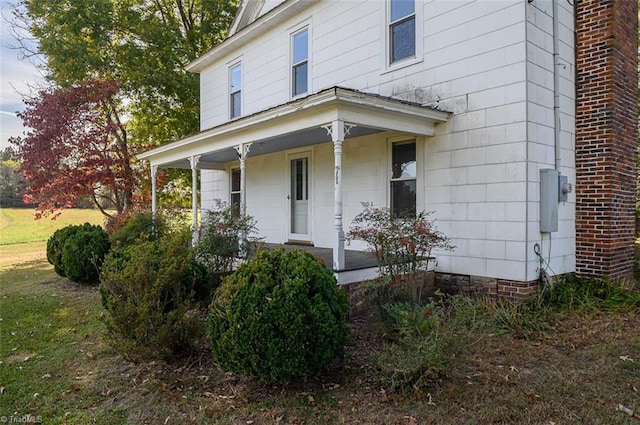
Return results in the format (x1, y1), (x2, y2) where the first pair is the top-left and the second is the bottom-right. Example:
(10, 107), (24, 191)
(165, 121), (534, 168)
(435, 272), (539, 301)
(343, 271), (435, 316)
(344, 271), (543, 314)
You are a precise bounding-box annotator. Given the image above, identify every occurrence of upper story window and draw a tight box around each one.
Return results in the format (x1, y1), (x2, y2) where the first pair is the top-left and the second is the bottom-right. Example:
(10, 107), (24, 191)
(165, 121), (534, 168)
(390, 140), (416, 218)
(291, 28), (308, 97)
(389, 0), (415, 64)
(229, 63), (242, 119)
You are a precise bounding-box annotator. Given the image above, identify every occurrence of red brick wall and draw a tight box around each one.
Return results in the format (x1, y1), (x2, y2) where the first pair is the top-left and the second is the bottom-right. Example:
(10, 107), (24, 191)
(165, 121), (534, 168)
(575, 0), (638, 279)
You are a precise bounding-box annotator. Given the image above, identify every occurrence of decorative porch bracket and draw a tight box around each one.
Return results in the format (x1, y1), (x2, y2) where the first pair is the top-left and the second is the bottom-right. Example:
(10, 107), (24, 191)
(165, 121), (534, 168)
(189, 155), (201, 246)
(234, 142), (252, 215)
(150, 164), (158, 219)
(322, 120), (356, 271)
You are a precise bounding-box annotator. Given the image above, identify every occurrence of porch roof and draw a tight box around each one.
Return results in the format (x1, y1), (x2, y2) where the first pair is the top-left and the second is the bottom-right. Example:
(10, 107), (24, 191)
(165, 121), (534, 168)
(137, 86), (451, 169)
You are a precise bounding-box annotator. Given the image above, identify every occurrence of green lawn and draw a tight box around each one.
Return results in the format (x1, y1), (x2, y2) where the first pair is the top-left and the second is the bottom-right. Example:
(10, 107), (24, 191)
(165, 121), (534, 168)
(0, 209), (638, 424)
(0, 208), (107, 245)
(0, 209), (123, 423)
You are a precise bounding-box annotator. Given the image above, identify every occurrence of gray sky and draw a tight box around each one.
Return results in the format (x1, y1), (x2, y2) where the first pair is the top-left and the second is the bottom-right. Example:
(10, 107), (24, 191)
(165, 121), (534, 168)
(0, 0), (44, 151)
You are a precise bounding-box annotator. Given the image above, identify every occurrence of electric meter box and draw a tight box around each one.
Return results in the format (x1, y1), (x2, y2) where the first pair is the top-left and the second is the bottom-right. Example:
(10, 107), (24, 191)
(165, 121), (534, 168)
(540, 169), (559, 233)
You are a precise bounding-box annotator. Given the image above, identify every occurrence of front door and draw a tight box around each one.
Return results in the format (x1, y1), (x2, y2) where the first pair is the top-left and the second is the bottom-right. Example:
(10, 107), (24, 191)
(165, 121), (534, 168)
(288, 153), (311, 243)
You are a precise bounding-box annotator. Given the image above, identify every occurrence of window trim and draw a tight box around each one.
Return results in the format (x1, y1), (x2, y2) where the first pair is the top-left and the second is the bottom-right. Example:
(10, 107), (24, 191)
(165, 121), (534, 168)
(382, 0), (423, 73)
(230, 167), (241, 209)
(229, 61), (242, 119)
(289, 23), (311, 99)
(388, 137), (421, 218)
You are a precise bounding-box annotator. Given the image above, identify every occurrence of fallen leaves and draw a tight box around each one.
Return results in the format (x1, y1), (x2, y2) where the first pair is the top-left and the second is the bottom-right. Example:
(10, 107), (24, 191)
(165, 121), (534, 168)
(426, 393), (436, 406)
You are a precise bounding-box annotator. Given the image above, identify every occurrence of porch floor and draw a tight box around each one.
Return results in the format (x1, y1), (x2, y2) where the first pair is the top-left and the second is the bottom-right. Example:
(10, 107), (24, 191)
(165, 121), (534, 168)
(263, 243), (377, 270)
(263, 243), (380, 284)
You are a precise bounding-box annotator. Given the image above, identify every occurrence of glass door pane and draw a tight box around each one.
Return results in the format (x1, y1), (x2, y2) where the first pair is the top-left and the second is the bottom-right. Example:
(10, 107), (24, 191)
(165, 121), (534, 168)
(290, 157), (308, 234)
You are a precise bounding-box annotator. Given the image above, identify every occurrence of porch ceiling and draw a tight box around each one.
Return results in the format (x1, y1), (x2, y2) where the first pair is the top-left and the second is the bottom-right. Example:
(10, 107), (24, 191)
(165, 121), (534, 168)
(137, 86), (451, 169)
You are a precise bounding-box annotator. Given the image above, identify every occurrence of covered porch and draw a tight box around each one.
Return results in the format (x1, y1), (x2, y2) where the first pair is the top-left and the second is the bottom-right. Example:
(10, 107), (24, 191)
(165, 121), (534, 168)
(137, 86), (450, 274)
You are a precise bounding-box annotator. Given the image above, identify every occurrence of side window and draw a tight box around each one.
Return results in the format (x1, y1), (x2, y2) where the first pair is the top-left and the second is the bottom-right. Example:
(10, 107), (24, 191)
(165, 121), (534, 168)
(229, 63), (242, 119)
(390, 141), (416, 218)
(389, 0), (415, 64)
(291, 28), (308, 97)
(230, 168), (241, 208)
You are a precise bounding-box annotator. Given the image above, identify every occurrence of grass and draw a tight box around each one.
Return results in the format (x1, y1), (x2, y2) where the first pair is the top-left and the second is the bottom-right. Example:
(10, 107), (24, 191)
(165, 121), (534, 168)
(0, 208), (107, 245)
(0, 213), (639, 423)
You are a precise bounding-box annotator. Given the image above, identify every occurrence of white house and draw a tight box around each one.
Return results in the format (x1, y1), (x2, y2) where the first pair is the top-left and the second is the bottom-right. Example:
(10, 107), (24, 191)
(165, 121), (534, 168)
(139, 0), (636, 298)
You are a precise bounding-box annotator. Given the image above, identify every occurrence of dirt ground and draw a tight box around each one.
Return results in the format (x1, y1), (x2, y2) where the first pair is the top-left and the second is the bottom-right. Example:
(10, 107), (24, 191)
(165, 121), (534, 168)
(86, 307), (639, 424)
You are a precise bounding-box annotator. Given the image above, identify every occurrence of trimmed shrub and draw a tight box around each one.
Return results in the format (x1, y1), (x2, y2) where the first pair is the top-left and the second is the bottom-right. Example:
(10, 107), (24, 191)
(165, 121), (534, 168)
(47, 223), (110, 284)
(62, 224), (110, 284)
(99, 231), (203, 361)
(108, 210), (214, 303)
(209, 248), (350, 383)
(47, 225), (78, 277)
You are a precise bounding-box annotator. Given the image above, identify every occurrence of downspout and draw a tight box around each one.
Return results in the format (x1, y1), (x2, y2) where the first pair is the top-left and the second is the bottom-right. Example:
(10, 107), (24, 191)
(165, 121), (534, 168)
(553, 0), (561, 171)
(525, 0), (530, 283)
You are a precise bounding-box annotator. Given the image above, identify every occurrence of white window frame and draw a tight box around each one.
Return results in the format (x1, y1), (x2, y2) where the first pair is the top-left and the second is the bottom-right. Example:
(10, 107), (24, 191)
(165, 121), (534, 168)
(289, 23), (311, 99)
(387, 136), (422, 218)
(230, 167), (241, 209)
(229, 61), (242, 119)
(382, 0), (423, 72)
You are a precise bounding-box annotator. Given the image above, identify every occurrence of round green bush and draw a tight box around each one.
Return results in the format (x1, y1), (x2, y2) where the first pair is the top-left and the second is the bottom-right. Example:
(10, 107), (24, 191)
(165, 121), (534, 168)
(61, 224), (110, 284)
(47, 225), (78, 277)
(208, 249), (350, 383)
(47, 223), (110, 283)
(99, 232), (203, 360)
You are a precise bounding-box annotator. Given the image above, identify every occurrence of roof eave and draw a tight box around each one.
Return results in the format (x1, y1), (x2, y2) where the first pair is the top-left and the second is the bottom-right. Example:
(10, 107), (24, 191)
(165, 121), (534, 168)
(137, 87), (451, 163)
(186, 0), (307, 73)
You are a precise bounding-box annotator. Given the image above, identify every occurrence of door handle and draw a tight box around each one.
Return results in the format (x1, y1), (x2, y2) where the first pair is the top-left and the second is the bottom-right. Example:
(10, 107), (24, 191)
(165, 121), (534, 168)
(286, 195), (291, 200)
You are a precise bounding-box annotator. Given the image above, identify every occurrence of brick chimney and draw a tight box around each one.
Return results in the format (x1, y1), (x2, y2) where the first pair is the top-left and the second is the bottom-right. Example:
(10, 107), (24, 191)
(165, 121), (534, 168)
(575, 0), (638, 279)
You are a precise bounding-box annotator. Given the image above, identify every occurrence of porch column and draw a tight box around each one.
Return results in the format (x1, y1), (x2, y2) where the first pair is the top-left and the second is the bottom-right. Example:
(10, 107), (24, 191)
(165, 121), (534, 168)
(150, 164), (158, 219)
(330, 120), (345, 271)
(189, 155), (201, 246)
(234, 143), (252, 215)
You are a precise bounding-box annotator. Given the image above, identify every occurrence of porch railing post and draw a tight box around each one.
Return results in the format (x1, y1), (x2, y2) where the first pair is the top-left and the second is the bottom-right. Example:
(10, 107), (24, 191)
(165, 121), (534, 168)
(189, 155), (201, 246)
(234, 142), (252, 216)
(151, 164), (158, 219)
(331, 120), (346, 271)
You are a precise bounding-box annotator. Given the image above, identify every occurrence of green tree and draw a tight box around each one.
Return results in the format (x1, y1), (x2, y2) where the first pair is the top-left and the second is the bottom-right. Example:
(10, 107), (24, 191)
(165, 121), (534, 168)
(17, 0), (237, 142)
(0, 147), (27, 207)
(9, 0), (238, 209)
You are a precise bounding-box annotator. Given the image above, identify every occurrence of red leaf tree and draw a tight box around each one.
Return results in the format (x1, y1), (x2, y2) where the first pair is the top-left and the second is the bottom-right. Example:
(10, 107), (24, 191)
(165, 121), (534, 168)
(11, 79), (143, 219)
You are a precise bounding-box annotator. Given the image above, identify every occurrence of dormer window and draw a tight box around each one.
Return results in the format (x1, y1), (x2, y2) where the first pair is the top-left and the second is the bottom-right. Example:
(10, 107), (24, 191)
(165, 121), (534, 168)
(389, 0), (415, 64)
(229, 63), (242, 119)
(291, 28), (308, 97)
